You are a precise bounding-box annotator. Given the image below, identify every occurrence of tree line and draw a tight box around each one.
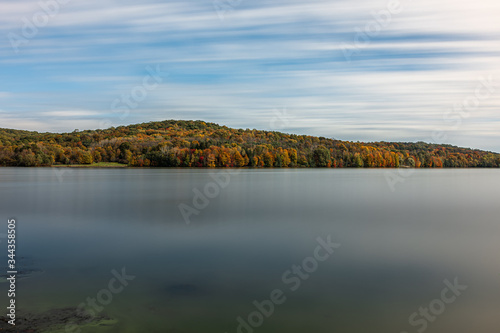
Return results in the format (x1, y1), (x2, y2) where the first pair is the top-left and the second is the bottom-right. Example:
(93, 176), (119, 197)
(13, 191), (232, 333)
(0, 120), (499, 168)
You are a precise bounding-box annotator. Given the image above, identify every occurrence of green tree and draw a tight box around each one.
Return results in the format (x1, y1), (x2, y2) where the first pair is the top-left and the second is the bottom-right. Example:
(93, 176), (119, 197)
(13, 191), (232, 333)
(313, 146), (331, 167)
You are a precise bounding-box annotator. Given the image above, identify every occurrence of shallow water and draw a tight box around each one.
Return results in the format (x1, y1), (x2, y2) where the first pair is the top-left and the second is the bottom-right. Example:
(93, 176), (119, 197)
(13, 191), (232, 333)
(1, 168), (499, 332)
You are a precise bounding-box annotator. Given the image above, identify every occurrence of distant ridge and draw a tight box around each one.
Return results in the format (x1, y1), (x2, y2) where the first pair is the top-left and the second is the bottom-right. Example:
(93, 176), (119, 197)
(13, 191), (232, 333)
(0, 120), (499, 168)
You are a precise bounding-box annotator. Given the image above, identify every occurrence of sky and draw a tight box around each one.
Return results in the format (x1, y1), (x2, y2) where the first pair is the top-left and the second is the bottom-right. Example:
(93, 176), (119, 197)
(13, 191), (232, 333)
(1, 0), (499, 152)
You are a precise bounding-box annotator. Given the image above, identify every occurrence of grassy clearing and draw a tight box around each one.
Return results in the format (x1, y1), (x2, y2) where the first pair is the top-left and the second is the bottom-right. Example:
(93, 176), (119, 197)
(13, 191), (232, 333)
(52, 162), (128, 168)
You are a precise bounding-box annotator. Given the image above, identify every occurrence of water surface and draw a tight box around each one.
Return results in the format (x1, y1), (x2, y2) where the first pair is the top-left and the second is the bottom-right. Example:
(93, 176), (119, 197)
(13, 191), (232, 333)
(1, 168), (499, 332)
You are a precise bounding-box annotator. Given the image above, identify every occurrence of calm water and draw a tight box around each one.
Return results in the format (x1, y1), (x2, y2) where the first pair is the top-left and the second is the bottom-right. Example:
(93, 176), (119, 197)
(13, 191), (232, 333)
(1, 168), (499, 332)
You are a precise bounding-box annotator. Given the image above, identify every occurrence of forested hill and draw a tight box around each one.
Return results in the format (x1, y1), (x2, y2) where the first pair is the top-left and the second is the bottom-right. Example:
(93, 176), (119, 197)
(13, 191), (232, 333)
(0, 120), (499, 168)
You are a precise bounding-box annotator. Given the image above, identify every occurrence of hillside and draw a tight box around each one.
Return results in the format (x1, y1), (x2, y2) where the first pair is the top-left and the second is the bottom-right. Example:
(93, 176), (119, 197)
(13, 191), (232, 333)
(0, 120), (499, 168)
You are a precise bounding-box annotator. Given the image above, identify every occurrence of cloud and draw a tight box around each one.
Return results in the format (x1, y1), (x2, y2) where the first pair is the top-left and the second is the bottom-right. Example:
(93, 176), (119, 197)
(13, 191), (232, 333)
(41, 110), (100, 117)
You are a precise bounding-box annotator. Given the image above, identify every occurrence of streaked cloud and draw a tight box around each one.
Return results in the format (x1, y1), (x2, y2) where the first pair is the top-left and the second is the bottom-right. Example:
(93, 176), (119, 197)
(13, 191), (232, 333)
(41, 110), (100, 117)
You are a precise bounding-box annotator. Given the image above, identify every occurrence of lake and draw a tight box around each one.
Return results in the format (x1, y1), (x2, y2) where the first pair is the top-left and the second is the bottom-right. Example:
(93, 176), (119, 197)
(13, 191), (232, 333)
(1, 168), (499, 332)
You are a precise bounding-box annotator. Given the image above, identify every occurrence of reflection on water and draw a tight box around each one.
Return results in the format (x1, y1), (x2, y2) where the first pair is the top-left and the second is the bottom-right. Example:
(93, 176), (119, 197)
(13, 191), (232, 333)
(0, 168), (499, 332)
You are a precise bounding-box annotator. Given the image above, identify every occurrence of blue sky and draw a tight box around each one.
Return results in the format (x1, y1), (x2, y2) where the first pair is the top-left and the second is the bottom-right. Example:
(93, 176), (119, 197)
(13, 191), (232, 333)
(1, 0), (499, 151)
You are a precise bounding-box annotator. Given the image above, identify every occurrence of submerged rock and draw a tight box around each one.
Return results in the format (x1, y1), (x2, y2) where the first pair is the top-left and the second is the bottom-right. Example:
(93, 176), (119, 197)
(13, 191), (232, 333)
(0, 257), (44, 283)
(165, 283), (202, 297)
(0, 307), (116, 333)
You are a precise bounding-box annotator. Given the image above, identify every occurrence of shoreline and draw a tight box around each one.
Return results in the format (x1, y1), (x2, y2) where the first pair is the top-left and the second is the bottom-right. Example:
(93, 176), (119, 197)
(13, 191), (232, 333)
(0, 165), (494, 169)
(51, 165), (128, 168)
